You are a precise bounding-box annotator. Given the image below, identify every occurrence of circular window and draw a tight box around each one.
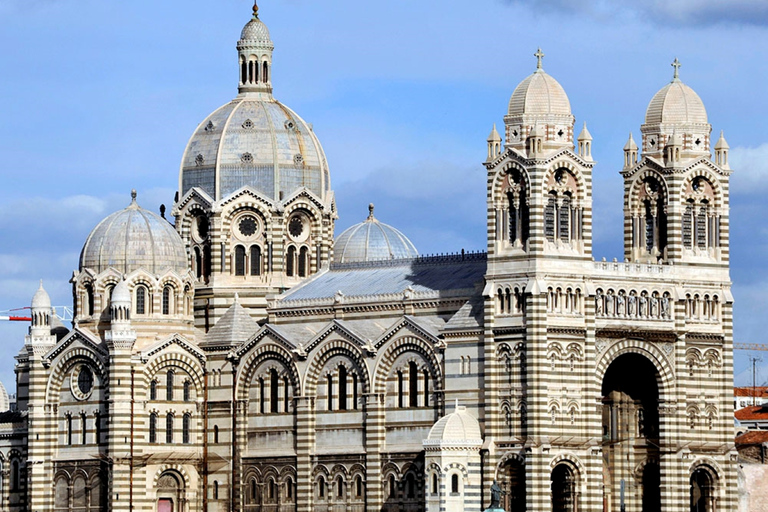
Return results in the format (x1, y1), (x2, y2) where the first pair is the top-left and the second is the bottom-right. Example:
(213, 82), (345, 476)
(239, 216), (259, 237)
(288, 215), (308, 242)
(71, 365), (95, 401)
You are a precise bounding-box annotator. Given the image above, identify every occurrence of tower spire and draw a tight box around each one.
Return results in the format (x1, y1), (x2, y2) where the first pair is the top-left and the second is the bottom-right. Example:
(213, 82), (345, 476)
(535, 48), (545, 71)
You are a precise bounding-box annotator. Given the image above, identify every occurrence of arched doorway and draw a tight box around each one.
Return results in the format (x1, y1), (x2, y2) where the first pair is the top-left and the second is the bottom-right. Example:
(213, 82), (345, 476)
(499, 457), (526, 512)
(601, 353), (660, 511)
(691, 467), (716, 512)
(156, 471), (184, 512)
(551, 463), (577, 512)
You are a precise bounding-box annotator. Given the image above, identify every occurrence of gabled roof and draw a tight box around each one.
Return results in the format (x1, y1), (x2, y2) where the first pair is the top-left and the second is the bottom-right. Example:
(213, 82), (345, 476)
(735, 406), (768, 422)
(735, 386), (768, 398)
(736, 430), (768, 446)
(141, 334), (206, 365)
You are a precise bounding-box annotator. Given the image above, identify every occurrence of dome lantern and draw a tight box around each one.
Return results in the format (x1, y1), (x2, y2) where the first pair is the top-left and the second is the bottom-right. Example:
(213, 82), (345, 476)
(237, 1), (275, 97)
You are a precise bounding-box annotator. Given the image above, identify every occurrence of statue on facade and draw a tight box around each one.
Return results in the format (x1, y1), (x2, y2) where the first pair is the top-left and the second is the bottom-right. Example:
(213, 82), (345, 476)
(489, 480), (506, 510)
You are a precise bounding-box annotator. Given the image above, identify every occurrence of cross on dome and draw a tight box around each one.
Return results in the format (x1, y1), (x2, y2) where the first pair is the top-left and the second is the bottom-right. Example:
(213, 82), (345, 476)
(671, 58), (681, 81)
(535, 48), (545, 70)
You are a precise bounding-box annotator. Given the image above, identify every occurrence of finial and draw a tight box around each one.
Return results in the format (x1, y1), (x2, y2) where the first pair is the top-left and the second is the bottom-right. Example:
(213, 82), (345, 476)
(38, 279), (44, 290)
(367, 203), (375, 220)
(455, 398), (460, 410)
(131, 189), (137, 202)
(534, 48), (545, 70)
(671, 58), (681, 81)
(234, 292), (240, 303)
(252, 1), (259, 18)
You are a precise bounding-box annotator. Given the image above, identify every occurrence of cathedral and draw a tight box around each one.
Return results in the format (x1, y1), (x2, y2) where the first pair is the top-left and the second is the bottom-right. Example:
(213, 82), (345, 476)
(0, 4), (737, 512)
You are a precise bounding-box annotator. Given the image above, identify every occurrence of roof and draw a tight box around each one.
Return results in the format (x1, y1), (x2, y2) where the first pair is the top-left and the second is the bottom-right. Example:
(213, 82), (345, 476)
(205, 299), (260, 346)
(736, 430), (768, 446)
(645, 79), (708, 126)
(735, 386), (768, 398)
(80, 192), (188, 275)
(735, 406), (768, 422)
(426, 404), (482, 442)
(508, 69), (572, 118)
(333, 205), (418, 263)
(280, 253), (486, 302)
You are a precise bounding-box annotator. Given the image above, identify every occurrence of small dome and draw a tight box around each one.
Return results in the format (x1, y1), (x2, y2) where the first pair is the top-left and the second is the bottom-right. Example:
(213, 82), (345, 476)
(427, 404), (482, 442)
(333, 205), (418, 264)
(645, 80), (708, 126)
(508, 69), (572, 118)
(31, 281), (51, 309)
(80, 191), (188, 275)
(240, 17), (271, 42)
(111, 280), (131, 306)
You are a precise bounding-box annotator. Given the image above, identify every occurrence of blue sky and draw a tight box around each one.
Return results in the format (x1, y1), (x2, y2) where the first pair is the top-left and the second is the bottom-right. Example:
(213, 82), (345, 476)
(0, 0), (767, 390)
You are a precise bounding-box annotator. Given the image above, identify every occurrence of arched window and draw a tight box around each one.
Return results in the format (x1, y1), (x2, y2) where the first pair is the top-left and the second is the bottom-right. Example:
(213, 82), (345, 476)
(10, 460), (18, 491)
(81, 413), (87, 445)
(250, 478), (258, 502)
(299, 246), (309, 277)
(284, 376), (290, 412)
(691, 468), (715, 512)
(559, 194), (572, 242)
(352, 373), (358, 409)
(263, 61), (269, 82)
(85, 284), (95, 316)
(149, 413), (157, 443)
(162, 286), (171, 315)
(339, 365), (348, 411)
(214, 480), (219, 500)
(248, 60), (254, 83)
(545, 193), (557, 242)
(66, 414), (73, 445)
(633, 176), (667, 260)
(240, 59), (247, 85)
(95, 412), (101, 443)
(214, 425), (219, 444)
(405, 473), (415, 499)
(355, 476), (363, 498)
(166, 413), (174, 443)
(203, 244), (212, 278)
(336, 476), (344, 498)
(259, 377), (265, 413)
(182, 413), (191, 444)
(397, 370), (404, 408)
(451, 474), (459, 494)
(318, 476), (326, 499)
(389, 474), (397, 498)
(506, 170), (529, 248)
(250, 245), (262, 276)
(166, 370), (175, 401)
(286, 246), (296, 276)
(432, 473), (438, 494)
(183, 380), (191, 402)
(327, 374), (333, 411)
(423, 369), (430, 406)
(136, 285), (147, 315)
(150, 380), (157, 400)
(286, 477), (294, 501)
(194, 247), (202, 278)
(270, 368), (279, 413)
(409, 362), (419, 407)
(235, 245), (246, 276)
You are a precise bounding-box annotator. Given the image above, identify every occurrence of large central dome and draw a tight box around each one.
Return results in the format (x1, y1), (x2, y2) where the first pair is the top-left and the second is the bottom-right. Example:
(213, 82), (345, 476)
(178, 5), (330, 203)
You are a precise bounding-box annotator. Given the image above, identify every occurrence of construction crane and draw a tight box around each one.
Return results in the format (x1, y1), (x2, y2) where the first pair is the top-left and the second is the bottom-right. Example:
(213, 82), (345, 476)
(735, 344), (768, 351)
(0, 307), (73, 323)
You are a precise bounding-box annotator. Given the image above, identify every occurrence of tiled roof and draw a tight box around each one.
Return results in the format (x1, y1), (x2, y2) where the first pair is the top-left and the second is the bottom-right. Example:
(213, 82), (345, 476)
(735, 406), (768, 421)
(205, 300), (260, 346)
(736, 430), (768, 446)
(280, 253), (486, 302)
(735, 386), (768, 397)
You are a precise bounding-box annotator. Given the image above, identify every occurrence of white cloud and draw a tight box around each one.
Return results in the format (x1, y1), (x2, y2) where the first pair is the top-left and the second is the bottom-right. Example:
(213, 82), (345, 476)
(503, 0), (768, 26)
(729, 144), (768, 193)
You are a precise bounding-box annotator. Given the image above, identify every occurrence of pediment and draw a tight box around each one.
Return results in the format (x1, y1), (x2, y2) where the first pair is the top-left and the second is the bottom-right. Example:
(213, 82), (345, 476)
(44, 327), (107, 363)
(141, 334), (206, 365)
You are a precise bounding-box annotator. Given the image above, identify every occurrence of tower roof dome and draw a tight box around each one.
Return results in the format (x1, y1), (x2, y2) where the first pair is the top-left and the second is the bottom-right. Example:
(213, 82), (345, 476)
(80, 191), (188, 275)
(111, 279), (131, 306)
(31, 281), (51, 309)
(508, 50), (571, 119)
(333, 205), (418, 264)
(426, 403), (482, 442)
(240, 12), (271, 43)
(645, 59), (708, 126)
(645, 80), (708, 126)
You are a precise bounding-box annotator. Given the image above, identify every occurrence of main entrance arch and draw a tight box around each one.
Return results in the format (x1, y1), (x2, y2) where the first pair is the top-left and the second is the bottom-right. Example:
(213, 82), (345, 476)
(601, 353), (661, 511)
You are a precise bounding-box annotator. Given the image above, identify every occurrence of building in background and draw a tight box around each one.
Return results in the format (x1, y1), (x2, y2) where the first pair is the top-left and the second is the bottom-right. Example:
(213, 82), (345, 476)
(0, 4), (737, 512)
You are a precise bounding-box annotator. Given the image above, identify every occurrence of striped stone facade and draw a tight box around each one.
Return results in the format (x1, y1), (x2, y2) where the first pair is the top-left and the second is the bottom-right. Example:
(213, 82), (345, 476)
(0, 6), (737, 512)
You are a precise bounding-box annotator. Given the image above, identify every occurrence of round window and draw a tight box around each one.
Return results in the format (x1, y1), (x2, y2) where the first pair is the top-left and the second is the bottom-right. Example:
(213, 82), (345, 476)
(239, 216), (258, 237)
(71, 365), (95, 400)
(289, 216), (304, 238)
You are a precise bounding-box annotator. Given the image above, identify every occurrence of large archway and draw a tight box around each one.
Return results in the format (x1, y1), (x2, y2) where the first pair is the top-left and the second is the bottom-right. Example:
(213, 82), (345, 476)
(551, 463), (578, 512)
(601, 353), (660, 511)
(690, 467), (717, 512)
(498, 457), (526, 512)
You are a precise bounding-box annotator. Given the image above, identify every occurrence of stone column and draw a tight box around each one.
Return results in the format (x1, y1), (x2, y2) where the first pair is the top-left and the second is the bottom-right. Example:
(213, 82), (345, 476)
(295, 396), (316, 512)
(363, 393), (385, 512)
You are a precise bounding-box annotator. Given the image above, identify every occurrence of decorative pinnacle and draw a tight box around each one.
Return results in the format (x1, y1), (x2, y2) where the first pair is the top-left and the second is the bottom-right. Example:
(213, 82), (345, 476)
(534, 48), (545, 70)
(367, 203), (375, 220)
(253, 1), (259, 18)
(130, 189), (137, 202)
(671, 58), (681, 81)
